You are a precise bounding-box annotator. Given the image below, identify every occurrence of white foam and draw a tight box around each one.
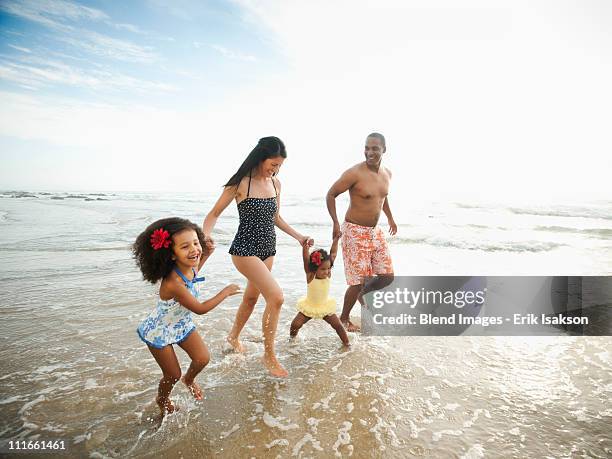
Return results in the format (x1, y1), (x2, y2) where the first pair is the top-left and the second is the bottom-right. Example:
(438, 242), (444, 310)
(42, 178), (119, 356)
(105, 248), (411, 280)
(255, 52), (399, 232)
(444, 403), (460, 411)
(292, 433), (323, 456)
(313, 392), (336, 410)
(262, 413), (298, 431)
(461, 444), (485, 459)
(306, 417), (320, 434)
(220, 424), (240, 438)
(332, 421), (352, 457)
(0, 395), (27, 405)
(265, 439), (289, 449)
(432, 429), (463, 442)
(18, 395), (46, 415)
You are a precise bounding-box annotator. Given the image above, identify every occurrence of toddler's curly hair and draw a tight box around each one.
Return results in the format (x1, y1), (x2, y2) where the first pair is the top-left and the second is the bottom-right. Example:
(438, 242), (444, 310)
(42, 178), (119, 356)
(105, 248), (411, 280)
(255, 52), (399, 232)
(308, 248), (332, 272)
(133, 217), (206, 283)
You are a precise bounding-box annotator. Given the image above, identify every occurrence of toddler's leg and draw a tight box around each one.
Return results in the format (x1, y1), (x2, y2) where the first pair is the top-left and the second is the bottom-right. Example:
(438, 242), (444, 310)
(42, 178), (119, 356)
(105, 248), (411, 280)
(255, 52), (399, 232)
(178, 331), (210, 401)
(147, 345), (182, 415)
(324, 314), (350, 346)
(290, 312), (311, 337)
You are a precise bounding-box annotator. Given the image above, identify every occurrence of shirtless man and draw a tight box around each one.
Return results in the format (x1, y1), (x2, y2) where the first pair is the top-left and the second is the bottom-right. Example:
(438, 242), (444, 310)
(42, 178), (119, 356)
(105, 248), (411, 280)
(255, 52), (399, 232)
(326, 132), (397, 332)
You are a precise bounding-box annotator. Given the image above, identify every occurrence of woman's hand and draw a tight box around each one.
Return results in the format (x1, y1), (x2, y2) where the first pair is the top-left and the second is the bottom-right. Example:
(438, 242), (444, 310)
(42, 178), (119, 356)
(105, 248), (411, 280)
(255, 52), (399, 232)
(299, 235), (314, 248)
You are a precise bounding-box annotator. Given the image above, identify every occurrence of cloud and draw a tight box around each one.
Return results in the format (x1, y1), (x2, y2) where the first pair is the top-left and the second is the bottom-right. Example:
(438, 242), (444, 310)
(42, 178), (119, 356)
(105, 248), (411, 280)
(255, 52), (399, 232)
(0, 0), (159, 63)
(59, 31), (158, 63)
(210, 44), (257, 62)
(7, 45), (32, 53)
(0, 0), (108, 28)
(0, 56), (176, 92)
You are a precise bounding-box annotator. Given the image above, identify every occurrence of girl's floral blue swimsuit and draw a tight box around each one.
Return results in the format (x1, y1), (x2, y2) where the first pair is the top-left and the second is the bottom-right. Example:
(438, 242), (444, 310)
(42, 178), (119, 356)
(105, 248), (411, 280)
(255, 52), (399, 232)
(137, 268), (205, 349)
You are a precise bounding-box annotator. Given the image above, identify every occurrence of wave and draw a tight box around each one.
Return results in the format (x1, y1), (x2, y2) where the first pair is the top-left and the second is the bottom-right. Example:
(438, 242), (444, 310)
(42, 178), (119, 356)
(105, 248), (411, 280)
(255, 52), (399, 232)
(0, 246), (131, 253)
(390, 236), (565, 253)
(535, 226), (612, 238)
(509, 207), (612, 220)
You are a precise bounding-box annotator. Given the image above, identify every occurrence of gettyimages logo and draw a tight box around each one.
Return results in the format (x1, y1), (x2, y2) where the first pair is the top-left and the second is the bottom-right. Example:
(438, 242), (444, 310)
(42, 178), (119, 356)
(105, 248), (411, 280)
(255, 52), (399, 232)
(371, 287), (487, 309)
(361, 276), (612, 336)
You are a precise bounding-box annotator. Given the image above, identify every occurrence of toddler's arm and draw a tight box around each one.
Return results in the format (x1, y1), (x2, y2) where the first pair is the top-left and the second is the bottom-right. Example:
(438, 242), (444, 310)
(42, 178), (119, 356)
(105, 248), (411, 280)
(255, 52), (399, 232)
(302, 243), (311, 274)
(329, 233), (340, 266)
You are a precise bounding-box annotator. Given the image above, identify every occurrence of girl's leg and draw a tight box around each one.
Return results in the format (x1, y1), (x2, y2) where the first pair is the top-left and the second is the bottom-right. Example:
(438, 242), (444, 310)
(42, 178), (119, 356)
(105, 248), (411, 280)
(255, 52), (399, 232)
(290, 312), (311, 337)
(324, 314), (350, 346)
(177, 331), (210, 401)
(147, 345), (182, 415)
(226, 278), (264, 353)
(232, 255), (287, 377)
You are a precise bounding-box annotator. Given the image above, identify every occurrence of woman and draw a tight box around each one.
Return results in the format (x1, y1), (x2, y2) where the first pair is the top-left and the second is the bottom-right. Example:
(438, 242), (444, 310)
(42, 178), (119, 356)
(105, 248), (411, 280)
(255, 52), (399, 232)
(203, 136), (312, 377)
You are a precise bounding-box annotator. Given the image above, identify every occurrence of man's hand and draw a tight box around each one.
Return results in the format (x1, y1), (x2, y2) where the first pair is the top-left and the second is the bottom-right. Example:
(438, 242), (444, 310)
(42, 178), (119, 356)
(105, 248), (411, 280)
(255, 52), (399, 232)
(332, 222), (342, 239)
(388, 218), (397, 236)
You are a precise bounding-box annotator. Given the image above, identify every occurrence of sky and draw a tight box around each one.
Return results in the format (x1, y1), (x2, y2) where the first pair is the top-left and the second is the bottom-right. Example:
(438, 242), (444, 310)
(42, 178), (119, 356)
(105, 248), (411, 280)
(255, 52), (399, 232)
(0, 0), (611, 202)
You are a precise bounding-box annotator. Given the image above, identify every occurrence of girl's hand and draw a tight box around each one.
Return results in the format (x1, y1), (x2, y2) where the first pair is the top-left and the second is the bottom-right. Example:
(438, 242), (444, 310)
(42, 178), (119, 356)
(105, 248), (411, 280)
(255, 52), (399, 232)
(300, 236), (314, 248)
(223, 284), (242, 297)
(203, 235), (216, 254)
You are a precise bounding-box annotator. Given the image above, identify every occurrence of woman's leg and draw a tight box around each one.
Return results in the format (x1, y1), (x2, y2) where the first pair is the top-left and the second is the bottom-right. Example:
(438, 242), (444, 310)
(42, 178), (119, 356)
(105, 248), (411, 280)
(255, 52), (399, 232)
(147, 345), (182, 415)
(227, 256), (274, 352)
(290, 312), (311, 337)
(232, 255), (287, 377)
(177, 331), (210, 400)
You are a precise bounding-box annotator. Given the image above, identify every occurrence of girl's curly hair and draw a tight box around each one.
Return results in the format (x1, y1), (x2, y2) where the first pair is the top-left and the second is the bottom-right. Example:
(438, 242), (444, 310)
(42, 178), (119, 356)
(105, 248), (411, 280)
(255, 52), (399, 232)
(308, 248), (332, 272)
(133, 217), (206, 284)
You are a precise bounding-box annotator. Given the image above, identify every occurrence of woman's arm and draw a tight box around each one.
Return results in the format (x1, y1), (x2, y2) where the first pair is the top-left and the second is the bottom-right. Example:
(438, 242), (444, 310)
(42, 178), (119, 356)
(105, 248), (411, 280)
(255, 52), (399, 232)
(273, 178), (312, 246)
(203, 186), (237, 237)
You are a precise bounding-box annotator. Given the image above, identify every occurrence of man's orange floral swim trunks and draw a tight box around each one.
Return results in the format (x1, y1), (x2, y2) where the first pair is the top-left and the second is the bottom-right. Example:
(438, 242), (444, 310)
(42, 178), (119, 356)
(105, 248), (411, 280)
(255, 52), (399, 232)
(341, 221), (394, 286)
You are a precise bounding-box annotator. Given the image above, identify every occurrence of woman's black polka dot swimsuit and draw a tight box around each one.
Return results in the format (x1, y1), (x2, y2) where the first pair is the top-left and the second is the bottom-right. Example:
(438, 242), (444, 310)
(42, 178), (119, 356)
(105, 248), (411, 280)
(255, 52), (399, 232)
(229, 174), (278, 261)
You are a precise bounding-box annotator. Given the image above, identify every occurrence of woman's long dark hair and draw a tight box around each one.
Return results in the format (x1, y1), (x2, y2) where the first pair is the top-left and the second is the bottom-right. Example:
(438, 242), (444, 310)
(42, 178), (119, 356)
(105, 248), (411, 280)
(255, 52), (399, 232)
(224, 136), (286, 187)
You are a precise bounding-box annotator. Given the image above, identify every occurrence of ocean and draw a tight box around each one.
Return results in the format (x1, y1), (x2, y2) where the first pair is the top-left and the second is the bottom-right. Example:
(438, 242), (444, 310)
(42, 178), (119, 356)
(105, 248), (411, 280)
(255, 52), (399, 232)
(0, 191), (611, 458)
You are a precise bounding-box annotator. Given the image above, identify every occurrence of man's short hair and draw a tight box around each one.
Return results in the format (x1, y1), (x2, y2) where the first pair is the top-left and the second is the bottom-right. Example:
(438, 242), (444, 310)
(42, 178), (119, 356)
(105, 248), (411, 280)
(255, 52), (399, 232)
(367, 132), (386, 152)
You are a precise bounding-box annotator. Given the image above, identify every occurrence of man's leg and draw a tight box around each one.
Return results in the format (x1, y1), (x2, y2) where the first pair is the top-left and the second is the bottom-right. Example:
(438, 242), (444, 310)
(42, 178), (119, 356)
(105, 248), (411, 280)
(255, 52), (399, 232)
(360, 274), (394, 305)
(340, 284), (363, 332)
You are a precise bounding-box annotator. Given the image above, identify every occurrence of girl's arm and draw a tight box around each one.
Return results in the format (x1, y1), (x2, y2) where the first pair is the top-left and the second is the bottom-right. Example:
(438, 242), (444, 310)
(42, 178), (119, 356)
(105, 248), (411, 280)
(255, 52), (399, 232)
(302, 243), (311, 274)
(329, 233), (340, 265)
(166, 278), (241, 315)
(203, 186), (237, 238)
(198, 239), (215, 271)
(273, 178), (313, 246)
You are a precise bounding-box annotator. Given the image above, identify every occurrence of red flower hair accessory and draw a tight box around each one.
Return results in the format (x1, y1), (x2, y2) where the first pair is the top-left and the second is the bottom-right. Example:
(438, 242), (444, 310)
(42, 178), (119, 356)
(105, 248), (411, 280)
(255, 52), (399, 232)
(150, 228), (171, 250)
(310, 251), (322, 266)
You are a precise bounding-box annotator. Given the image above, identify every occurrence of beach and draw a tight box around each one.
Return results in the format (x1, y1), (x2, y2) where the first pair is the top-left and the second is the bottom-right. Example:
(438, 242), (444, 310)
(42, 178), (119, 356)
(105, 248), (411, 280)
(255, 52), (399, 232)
(1, 191), (611, 457)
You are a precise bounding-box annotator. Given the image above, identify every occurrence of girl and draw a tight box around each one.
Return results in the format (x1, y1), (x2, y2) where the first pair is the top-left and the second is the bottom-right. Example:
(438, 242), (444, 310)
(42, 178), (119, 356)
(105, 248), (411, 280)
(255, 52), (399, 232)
(290, 234), (350, 346)
(133, 217), (240, 416)
(203, 136), (313, 378)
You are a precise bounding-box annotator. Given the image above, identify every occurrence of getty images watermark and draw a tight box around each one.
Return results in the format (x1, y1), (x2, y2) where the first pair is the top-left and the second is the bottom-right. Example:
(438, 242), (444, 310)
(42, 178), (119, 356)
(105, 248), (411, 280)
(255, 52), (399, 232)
(361, 276), (612, 336)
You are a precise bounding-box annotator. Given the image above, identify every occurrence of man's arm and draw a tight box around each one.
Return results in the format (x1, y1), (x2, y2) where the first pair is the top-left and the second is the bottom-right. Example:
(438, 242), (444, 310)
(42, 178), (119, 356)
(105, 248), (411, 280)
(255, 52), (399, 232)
(326, 168), (357, 238)
(382, 197), (397, 236)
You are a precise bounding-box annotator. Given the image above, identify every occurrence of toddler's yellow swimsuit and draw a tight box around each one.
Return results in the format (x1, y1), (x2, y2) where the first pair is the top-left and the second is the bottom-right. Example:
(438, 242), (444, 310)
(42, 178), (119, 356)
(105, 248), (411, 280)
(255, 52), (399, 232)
(296, 277), (336, 319)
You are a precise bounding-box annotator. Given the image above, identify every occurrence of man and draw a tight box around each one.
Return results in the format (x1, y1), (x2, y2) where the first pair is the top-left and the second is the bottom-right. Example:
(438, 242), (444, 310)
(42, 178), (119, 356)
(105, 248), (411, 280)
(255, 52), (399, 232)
(326, 132), (397, 332)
